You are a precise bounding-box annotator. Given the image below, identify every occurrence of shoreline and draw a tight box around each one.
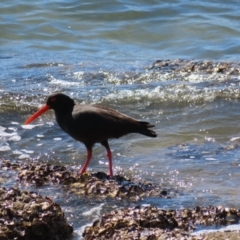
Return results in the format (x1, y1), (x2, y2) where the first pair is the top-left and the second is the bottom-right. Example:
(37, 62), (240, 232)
(1, 160), (240, 239)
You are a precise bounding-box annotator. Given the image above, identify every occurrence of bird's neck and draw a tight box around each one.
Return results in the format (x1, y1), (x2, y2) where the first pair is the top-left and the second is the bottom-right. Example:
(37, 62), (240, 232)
(53, 104), (74, 116)
(54, 107), (74, 132)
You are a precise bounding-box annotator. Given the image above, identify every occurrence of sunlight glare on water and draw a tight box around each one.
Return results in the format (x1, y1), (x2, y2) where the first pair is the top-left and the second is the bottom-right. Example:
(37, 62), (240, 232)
(1, 0), (240, 237)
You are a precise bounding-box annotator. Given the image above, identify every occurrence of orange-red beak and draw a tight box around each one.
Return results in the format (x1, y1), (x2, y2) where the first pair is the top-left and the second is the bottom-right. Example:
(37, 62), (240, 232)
(25, 104), (50, 124)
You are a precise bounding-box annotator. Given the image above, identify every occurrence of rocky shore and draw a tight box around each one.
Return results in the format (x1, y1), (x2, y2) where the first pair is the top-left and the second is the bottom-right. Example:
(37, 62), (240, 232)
(0, 187), (73, 240)
(148, 59), (240, 75)
(83, 205), (240, 239)
(1, 160), (240, 239)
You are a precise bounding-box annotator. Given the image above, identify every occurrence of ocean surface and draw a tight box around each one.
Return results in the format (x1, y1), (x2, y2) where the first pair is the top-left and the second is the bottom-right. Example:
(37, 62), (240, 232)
(1, 0), (240, 238)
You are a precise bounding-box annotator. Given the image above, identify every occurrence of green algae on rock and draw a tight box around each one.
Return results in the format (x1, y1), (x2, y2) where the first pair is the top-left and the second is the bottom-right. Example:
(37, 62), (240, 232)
(0, 187), (73, 240)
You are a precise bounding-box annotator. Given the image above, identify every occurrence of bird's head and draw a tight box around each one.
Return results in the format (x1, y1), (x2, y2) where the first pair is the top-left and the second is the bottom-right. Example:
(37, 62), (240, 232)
(46, 93), (75, 110)
(25, 93), (75, 124)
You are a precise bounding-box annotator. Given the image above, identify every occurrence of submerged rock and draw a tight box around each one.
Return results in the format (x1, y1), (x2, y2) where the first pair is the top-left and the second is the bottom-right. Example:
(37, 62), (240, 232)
(3, 161), (240, 239)
(0, 187), (73, 240)
(148, 59), (240, 75)
(1, 161), (172, 200)
(83, 205), (240, 240)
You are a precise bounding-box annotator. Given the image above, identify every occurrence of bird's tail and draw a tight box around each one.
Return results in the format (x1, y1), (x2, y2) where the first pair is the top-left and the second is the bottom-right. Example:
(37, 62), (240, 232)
(137, 121), (157, 138)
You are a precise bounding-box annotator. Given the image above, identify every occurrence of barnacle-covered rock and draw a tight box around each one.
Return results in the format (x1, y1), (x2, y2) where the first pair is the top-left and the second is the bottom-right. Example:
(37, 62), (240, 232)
(1, 161), (172, 200)
(148, 59), (240, 75)
(0, 187), (73, 240)
(83, 205), (240, 240)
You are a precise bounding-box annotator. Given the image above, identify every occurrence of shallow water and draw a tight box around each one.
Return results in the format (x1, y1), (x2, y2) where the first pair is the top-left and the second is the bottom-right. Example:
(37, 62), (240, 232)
(1, 0), (240, 237)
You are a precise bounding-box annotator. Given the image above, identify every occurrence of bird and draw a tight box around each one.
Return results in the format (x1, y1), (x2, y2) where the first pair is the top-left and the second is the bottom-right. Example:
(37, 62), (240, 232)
(25, 93), (157, 176)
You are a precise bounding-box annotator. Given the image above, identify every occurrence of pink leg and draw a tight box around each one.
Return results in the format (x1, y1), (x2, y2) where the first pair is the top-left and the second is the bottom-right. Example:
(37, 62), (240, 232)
(106, 149), (113, 177)
(79, 150), (92, 174)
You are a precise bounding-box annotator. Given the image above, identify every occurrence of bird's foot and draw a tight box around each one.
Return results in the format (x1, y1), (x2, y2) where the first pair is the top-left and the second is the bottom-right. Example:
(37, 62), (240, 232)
(79, 168), (86, 175)
(107, 170), (113, 177)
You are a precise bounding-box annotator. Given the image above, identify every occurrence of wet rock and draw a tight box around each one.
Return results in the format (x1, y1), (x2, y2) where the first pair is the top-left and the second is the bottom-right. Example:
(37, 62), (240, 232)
(83, 205), (240, 240)
(148, 59), (240, 75)
(199, 231), (240, 240)
(2, 161), (240, 239)
(0, 187), (73, 240)
(1, 161), (172, 200)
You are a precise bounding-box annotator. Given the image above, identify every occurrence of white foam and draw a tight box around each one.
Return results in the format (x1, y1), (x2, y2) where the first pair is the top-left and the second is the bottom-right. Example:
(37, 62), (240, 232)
(11, 122), (19, 125)
(18, 154), (30, 159)
(53, 137), (62, 141)
(21, 124), (43, 129)
(13, 150), (23, 155)
(94, 69), (240, 104)
(230, 137), (240, 142)
(205, 157), (217, 161)
(192, 224), (240, 236)
(21, 149), (34, 154)
(71, 203), (105, 239)
(8, 127), (17, 131)
(0, 131), (17, 137)
(205, 137), (215, 142)
(0, 126), (6, 132)
(37, 134), (44, 138)
(73, 223), (92, 240)
(0, 145), (11, 151)
(9, 135), (21, 141)
(82, 203), (105, 216)
(102, 85), (217, 104)
(49, 75), (84, 87)
(73, 71), (84, 79)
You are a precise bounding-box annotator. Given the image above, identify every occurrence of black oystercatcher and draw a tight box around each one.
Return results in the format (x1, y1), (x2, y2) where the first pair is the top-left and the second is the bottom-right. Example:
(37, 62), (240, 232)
(25, 93), (157, 176)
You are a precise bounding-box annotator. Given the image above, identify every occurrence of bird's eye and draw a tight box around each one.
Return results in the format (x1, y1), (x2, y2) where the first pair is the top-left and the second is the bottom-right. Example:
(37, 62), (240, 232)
(51, 97), (56, 102)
